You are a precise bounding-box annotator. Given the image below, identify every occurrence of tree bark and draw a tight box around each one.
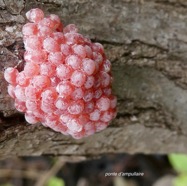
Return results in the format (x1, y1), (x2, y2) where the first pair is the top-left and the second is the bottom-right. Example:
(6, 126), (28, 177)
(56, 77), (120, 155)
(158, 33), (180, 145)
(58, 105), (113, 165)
(1, 0), (187, 158)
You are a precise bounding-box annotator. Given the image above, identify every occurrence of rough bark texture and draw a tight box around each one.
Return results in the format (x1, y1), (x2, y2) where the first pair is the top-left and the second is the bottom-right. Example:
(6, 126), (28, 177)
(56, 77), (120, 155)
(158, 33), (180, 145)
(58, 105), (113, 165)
(1, 0), (187, 158)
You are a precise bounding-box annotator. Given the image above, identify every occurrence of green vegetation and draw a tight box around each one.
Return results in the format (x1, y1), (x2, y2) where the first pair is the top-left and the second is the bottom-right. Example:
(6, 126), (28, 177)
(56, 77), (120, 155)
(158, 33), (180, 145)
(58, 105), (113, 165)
(169, 154), (187, 186)
(46, 176), (65, 186)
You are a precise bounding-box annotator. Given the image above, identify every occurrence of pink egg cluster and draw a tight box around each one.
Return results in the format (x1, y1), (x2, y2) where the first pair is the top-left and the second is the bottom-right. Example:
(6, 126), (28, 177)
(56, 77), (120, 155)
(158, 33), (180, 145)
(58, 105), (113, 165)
(4, 8), (117, 139)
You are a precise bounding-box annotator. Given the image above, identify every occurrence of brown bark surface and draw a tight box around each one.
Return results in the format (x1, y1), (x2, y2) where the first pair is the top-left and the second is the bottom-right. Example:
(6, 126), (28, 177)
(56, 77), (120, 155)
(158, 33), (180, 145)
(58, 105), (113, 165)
(1, 0), (187, 158)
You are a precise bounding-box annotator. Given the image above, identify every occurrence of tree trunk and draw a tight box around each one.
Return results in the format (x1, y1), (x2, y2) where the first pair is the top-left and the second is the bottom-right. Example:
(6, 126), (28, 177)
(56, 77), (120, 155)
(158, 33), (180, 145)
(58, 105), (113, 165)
(1, 0), (187, 158)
